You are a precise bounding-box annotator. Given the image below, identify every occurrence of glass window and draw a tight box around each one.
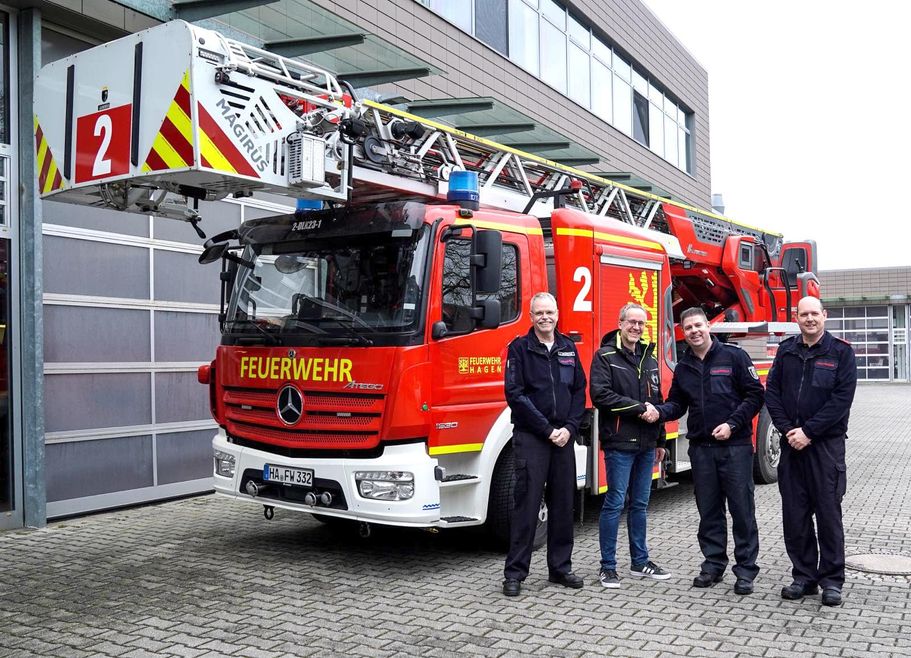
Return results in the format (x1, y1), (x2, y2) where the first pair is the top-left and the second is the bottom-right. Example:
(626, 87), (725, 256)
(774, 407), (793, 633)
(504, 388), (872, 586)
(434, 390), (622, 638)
(613, 76), (632, 136)
(844, 307), (865, 318)
(497, 244), (520, 322)
(508, 0), (540, 75)
(648, 82), (663, 105)
(427, 0), (473, 33)
(612, 52), (631, 81)
(568, 42), (590, 107)
(678, 127), (688, 171)
(591, 59), (612, 122)
(633, 69), (648, 94)
(592, 36), (611, 64)
(866, 306), (888, 316)
(568, 14), (589, 47)
(664, 114), (677, 163)
(633, 92), (649, 145)
(541, 0), (565, 29)
(442, 239), (473, 334)
(664, 95), (677, 116)
(648, 101), (663, 155)
(540, 19), (567, 93)
(476, 0), (508, 55)
(0, 15), (8, 146)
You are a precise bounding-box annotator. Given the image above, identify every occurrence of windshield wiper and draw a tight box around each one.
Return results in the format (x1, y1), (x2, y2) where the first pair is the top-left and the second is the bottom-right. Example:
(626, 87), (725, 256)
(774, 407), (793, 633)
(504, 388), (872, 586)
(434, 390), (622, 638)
(316, 329), (374, 347)
(225, 319), (281, 345)
(293, 293), (378, 333)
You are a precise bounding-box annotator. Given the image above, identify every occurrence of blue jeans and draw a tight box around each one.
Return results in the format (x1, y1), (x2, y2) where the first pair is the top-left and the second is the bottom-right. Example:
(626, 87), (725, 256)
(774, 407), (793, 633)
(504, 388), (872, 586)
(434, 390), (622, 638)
(599, 448), (654, 570)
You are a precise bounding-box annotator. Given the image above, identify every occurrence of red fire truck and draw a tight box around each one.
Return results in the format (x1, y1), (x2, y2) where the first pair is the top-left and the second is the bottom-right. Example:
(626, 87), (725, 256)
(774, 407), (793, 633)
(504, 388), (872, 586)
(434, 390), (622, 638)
(34, 21), (819, 542)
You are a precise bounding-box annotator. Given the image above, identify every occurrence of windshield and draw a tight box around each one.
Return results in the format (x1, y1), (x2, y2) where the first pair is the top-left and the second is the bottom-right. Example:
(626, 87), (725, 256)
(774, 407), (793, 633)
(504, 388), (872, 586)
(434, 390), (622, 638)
(224, 204), (430, 346)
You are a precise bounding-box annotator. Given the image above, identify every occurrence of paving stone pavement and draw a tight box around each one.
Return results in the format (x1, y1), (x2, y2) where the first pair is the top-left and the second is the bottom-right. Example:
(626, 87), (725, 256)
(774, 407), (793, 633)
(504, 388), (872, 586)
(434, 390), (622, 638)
(1, 384), (910, 657)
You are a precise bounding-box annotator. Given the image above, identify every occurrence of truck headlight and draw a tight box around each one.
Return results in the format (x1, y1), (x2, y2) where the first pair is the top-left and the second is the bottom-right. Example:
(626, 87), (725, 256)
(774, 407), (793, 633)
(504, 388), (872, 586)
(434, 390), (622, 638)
(354, 471), (414, 500)
(214, 450), (236, 478)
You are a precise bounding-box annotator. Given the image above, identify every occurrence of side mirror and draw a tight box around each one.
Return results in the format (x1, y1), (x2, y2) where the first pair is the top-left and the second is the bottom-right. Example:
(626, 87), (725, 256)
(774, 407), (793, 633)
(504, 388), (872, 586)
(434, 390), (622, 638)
(431, 321), (448, 340)
(471, 298), (501, 329)
(199, 242), (229, 264)
(472, 230), (502, 294)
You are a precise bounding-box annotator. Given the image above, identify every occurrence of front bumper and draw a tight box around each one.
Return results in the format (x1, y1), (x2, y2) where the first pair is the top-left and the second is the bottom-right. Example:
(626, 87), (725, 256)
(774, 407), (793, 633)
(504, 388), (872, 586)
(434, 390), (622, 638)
(212, 430), (441, 526)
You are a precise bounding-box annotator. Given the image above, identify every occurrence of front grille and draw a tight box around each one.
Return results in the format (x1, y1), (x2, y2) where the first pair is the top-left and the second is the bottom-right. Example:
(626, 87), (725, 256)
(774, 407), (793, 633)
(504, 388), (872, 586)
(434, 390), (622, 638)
(222, 386), (385, 450)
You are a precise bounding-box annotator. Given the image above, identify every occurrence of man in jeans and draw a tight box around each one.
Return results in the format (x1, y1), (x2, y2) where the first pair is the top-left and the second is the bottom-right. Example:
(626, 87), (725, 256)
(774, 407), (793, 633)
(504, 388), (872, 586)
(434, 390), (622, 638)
(655, 307), (764, 595)
(590, 303), (671, 588)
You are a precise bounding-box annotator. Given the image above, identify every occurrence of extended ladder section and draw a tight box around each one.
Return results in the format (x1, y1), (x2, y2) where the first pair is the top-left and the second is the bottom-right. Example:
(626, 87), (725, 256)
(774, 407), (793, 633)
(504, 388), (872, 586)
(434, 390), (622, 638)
(34, 20), (782, 256)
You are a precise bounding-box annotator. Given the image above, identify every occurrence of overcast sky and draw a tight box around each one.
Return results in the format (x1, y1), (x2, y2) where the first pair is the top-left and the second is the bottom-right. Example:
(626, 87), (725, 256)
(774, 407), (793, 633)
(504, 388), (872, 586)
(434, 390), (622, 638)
(642, 1), (910, 270)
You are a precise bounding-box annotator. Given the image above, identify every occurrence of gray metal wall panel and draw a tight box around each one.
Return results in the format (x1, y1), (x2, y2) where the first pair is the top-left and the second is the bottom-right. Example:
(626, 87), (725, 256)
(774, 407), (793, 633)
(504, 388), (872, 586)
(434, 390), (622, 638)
(45, 435), (154, 502)
(44, 373), (152, 433)
(44, 306), (151, 363)
(154, 250), (222, 304)
(152, 201), (241, 243)
(153, 311), (220, 362)
(155, 372), (211, 424)
(43, 236), (150, 298)
(44, 200), (150, 237)
(156, 430), (215, 485)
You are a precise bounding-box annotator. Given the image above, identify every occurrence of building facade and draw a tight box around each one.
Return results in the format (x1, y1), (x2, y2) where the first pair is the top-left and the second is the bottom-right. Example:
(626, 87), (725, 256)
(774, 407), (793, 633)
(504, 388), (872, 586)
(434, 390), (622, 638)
(3, 0), (712, 529)
(819, 267), (911, 383)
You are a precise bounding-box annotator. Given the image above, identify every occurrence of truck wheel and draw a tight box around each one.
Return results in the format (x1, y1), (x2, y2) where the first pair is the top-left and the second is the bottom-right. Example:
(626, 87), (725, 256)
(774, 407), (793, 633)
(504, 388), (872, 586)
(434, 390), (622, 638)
(753, 408), (781, 484)
(486, 445), (547, 551)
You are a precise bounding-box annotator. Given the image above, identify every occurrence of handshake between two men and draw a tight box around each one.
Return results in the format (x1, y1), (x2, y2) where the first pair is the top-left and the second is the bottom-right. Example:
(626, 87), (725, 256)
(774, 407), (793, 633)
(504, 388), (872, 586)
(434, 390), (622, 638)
(638, 402), (733, 441)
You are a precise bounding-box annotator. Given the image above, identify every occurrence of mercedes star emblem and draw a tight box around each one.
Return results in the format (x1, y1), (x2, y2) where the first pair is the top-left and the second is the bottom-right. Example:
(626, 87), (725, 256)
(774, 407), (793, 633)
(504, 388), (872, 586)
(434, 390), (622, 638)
(276, 384), (303, 425)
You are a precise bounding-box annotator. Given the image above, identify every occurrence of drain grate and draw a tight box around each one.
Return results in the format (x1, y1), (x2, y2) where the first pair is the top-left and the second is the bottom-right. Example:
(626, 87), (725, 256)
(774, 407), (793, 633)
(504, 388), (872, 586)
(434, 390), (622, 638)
(845, 553), (911, 575)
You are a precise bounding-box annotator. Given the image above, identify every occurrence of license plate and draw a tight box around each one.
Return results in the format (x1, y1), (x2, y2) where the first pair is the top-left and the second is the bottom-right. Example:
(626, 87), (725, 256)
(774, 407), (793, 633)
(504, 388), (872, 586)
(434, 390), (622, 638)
(263, 464), (314, 487)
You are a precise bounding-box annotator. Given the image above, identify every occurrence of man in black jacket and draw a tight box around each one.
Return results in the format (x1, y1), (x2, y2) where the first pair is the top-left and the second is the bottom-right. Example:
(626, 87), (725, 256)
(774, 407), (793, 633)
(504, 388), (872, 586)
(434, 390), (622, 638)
(654, 307), (764, 595)
(590, 302), (670, 589)
(765, 296), (857, 607)
(502, 292), (587, 597)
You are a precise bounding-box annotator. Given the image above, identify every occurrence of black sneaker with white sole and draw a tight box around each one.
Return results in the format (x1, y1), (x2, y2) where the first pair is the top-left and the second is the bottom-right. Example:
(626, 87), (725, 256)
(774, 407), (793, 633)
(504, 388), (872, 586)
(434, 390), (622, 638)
(599, 569), (621, 588)
(629, 561), (671, 580)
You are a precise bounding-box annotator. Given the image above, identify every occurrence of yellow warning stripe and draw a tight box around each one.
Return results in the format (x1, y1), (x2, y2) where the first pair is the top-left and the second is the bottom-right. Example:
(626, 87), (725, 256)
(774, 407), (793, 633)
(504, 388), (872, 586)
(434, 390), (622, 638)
(555, 226), (664, 251)
(363, 99), (781, 238)
(150, 132), (189, 170)
(453, 219), (543, 235)
(428, 443), (483, 456)
(198, 130), (237, 174)
(43, 160), (60, 195)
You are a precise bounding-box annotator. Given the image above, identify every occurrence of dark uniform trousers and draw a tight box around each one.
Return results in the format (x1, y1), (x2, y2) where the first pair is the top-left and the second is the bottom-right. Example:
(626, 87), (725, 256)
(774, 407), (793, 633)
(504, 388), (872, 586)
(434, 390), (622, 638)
(503, 430), (576, 581)
(778, 436), (847, 589)
(689, 443), (760, 581)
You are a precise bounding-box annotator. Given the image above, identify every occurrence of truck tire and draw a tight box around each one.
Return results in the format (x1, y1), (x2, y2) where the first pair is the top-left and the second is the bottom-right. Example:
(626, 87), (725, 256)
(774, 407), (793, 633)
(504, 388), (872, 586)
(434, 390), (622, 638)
(753, 407), (781, 484)
(486, 444), (547, 552)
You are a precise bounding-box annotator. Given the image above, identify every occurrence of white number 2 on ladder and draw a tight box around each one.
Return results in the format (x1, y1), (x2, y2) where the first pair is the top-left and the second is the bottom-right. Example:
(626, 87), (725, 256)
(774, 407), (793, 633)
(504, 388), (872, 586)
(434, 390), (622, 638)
(92, 114), (113, 177)
(572, 266), (592, 312)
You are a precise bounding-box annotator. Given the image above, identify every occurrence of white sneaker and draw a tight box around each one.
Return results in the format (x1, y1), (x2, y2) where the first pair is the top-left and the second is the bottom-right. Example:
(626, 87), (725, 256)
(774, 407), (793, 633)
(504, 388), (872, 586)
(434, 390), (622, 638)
(629, 561), (671, 580)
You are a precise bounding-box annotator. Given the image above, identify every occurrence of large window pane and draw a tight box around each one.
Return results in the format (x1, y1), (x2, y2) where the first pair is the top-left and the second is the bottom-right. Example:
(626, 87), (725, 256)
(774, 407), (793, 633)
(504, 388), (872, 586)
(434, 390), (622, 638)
(568, 43), (590, 107)
(592, 59), (612, 122)
(613, 76), (631, 135)
(568, 14), (589, 48)
(541, 0), (565, 29)
(612, 52), (631, 81)
(508, 0), (539, 75)
(592, 36), (611, 64)
(540, 20), (566, 93)
(664, 114), (677, 163)
(648, 102), (663, 155)
(427, 0), (473, 33)
(678, 127), (688, 171)
(476, 0), (508, 55)
(633, 92), (649, 145)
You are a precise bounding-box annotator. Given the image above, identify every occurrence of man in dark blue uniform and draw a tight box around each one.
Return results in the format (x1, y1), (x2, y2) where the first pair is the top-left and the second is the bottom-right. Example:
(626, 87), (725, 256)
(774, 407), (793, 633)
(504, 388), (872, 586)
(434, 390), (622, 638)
(502, 292), (587, 597)
(765, 296), (857, 607)
(654, 307), (764, 595)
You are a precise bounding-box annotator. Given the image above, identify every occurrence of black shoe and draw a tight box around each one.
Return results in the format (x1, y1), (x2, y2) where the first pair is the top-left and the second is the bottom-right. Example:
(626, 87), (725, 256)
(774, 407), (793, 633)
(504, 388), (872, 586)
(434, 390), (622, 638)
(734, 578), (754, 595)
(821, 587), (842, 606)
(502, 579), (521, 597)
(692, 572), (723, 588)
(781, 582), (819, 600)
(548, 572), (584, 589)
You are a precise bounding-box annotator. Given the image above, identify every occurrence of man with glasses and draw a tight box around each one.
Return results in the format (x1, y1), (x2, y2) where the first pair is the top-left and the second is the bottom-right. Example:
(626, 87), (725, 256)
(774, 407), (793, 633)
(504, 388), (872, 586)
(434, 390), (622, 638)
(502, 292), (587, 597)
(590, 303), (671, 589)
(653, 307), (764, 595)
